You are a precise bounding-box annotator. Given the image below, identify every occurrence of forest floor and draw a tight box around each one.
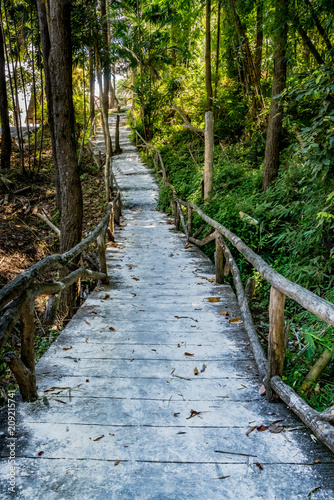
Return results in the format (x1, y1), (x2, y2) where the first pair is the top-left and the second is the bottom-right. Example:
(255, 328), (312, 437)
(0, 136), (107, 405)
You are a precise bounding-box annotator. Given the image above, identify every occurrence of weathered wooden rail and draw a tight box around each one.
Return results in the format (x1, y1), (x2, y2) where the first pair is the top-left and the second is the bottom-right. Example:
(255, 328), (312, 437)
(0, 124), (122, 403)
(135, 129), (334, 453)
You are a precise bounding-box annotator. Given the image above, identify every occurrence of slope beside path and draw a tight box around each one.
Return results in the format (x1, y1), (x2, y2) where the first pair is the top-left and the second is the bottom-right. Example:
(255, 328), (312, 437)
(0, 112), (333, 499)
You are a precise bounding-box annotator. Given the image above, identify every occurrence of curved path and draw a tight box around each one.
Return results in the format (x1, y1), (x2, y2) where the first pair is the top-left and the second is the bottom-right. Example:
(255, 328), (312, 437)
(0, 114), (333, 499)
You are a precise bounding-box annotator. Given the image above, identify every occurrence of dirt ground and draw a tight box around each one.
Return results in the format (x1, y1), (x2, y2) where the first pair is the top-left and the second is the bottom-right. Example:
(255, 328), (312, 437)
(0, 141), (107, 404)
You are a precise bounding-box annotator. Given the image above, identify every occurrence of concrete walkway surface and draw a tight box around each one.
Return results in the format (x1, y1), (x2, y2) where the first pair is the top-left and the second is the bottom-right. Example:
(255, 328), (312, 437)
(0, 113), (333, 499)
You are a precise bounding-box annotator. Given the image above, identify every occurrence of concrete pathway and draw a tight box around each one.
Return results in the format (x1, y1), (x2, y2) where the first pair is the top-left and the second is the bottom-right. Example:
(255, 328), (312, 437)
(0, 113), (333, 499)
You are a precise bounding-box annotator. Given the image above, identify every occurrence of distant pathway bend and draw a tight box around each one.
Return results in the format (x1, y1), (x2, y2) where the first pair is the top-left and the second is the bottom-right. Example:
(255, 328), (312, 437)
(0, 112), (333, 499)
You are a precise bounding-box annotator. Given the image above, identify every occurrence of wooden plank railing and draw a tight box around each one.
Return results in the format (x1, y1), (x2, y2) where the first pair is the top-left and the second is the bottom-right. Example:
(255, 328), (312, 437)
(135, 130), (334, 453)
(0, 124), (122, 403)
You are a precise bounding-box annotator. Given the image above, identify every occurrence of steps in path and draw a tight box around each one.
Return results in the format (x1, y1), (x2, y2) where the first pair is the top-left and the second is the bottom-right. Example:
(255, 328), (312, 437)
(0, 112), (333, 499)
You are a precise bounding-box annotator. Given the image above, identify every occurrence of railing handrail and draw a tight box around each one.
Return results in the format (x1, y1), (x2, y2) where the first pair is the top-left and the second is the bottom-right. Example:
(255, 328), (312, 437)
(0, 125), (122, 403)
(135, 129), (334, 454)
(179, 199), (334, 326)
(135, 130), (334, 326)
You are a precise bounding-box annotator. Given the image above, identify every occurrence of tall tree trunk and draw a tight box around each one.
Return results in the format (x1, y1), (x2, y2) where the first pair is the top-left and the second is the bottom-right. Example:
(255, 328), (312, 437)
(214, 0), (221, 100)
(101, 0), (110, 122)
(262, 0), (289, 191)
(131, 69), (136, 110)
(254, 0), (263, 91)
(48, 0), (82, 251)
(0, 23), (11, 170)
(36, 0), (61, 210)
(89, 46), (95, 125)
(227, 0), (264, 110)
(205, 0), (213, 111)
(37, 0), (83, 316)
(304, 0), (332, 52)
(293, 17), (325, 65)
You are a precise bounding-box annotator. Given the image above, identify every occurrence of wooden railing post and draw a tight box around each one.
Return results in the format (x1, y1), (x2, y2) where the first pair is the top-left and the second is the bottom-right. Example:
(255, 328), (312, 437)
(215, 234), (224, 284)
(114, 197), (121, 224)
(108, 203), (115, 242)
(97, 231), (108, 283)
(174, 201), (180, 230)
(115, 114), (122, 154)
(43, 293), (61, 325)
(3, 294), (38, 402)
(187, 206), (193, 237)
(267, 286), (286, 401)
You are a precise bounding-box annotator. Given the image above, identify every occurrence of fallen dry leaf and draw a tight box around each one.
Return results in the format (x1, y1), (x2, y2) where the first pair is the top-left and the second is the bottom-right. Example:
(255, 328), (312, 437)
(200, 364), (207, 373)
(194, 367), (199, 376)
(54, 399), (67, 404)
(229, 318), (243, 324)
(132, 277), (140, 281)
(177, 344), (181, 348)
(186, 409), (201, 420)
(114, 460), (120, 466)
(205, 297), (221, 303)
(63, 346), (72, 351)
(208, 277), (216, 282)
(86, 379), (89, 382)
(173, 412), (180, 418)
(107, 241), (118, 247)
(109, 327), (115, 331)
(220, 311), (228, 316)
(103, 293), (110, 299)
(84, 320), (90, 326)
(246, 426), (257, 437)
(184, 352), (194, 357)
(259, 384), (266, 396)
(255, 462), (263, 470)
(93, 435), (105, 442)
(85, 338), (88, 344)
(126, 264), (138, 269)
(38, 451), (44, 456)
(268, 419), (286, 433)
(257, 425), (268, 432)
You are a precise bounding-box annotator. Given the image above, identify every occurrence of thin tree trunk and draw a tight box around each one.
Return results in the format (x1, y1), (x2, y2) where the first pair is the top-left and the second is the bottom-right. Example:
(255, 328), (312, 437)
(31, 4), (37, 172)
(89, 46), (95, 129)
(38, 58), (43, 173)
(13, 12), (31, 171)
(227, 0), (264, 110)
(204, 111), (214, 199)
(254, 0), (263, 91)
(304, 0), (332, 52)
(214, 0), (221, 100)
(0, 20), (11, 170)
(262, 0), (288, 191)
(2, 3), (24, 172)
(205, 0), (213, 111)
(294, 19), (325, 65)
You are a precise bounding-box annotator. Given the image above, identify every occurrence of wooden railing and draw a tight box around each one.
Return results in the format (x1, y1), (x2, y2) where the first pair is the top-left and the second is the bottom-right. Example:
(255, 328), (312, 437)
(136, 130), (334, 453)
(0, 126), (122, 403)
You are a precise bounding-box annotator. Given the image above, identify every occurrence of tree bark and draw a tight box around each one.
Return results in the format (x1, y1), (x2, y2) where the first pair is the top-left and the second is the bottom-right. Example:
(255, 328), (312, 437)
(204, 110), (214, 199)
(205, 0), (213, 111)
(262, 0), (288, 191)
(36, 0), (61, 210)
(267, 286), (286, 400)
(48, 0), (83, 254)
(254, 0), (263, 91)
(304, 0), (332, 52)
(214, 0), (221, 100)
(89, 46), (95, 124)
(0, 24), (11, 170)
